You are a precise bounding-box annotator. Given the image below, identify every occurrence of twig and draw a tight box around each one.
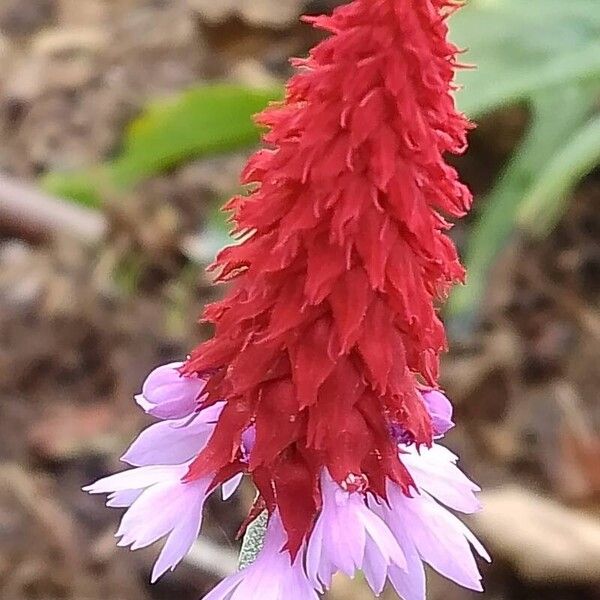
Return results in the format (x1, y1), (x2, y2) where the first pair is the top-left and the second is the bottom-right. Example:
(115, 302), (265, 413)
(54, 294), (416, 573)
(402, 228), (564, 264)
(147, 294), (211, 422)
(474, 486), (600, 583)
(0, 173), (106, 244)
(0, 172), (212, 263)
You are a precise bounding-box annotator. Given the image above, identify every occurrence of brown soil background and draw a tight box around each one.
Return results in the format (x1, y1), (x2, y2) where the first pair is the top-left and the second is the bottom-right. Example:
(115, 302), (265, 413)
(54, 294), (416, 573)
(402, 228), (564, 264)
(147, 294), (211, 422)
(0, 1), (599, 599)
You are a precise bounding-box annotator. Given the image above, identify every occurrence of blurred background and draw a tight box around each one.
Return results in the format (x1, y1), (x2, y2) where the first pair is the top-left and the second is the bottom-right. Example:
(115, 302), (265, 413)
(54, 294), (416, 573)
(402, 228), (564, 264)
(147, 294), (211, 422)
(0, 0), (599, 599)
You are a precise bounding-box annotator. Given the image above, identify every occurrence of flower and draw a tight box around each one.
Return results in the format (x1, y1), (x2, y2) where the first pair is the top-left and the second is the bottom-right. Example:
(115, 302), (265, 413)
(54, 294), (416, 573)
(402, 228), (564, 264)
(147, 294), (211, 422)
(135, 362), (206, 420)
(84, 397), (240, 582)
(121, 403), (223, 467)
(85, 0), (488, 597)
(304, 443), (487, 598)
(182, 0), (473, 553)
(85, 369), (488, 598)
(306, 470), (406, 594)
(84, 463), (212, 583)
(203, 513), (319, 600)
(400, 444), (482, 515)
(372, 444), (490, 598)
(421, 390), (455, 437)
(201, 441), (487, 600)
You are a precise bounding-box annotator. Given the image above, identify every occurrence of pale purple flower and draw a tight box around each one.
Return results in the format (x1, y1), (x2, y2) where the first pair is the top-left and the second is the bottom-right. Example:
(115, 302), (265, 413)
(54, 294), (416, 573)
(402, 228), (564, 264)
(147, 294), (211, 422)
(421, 389), (454, 437)
(84, 395), (241, 582)
(203, 513), (318, 600)
(135, 362), (206, 420)
(401, 444), (482, 514)
(121, 403), (223, 467)
(300, 442), (487, 599)
(86, 360), (487, 600)
(368, 443), (490, 599)
(306, 470), (406, 594)
(83, 463), (212, 582)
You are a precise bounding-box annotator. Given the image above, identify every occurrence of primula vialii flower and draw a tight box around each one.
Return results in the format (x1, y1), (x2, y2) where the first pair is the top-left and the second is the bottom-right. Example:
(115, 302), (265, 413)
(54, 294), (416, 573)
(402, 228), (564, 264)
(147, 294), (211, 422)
(85, 0), (490, 597)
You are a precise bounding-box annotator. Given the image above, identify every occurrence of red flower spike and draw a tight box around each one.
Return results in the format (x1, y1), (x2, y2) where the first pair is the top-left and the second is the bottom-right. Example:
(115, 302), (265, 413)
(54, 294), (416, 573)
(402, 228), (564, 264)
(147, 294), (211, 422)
(184, 0), (472, 554)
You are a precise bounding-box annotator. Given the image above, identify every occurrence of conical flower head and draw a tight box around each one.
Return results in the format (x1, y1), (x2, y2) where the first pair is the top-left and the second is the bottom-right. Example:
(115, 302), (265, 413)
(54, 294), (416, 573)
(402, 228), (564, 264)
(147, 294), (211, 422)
(183, 0), (472, 554)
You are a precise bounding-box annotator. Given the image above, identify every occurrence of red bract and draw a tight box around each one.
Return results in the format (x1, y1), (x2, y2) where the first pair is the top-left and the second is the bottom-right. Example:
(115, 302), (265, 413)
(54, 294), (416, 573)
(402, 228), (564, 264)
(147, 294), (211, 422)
(183, 0), (472, 555)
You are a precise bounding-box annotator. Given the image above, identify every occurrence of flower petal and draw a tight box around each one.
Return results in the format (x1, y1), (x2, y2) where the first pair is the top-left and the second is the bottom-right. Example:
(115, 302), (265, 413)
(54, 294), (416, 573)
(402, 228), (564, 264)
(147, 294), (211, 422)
(392, 487), (487, 591)
(151, 491), (206, 582)
(356, 502), (406, 570)
(139, 362), (206, 420)
(222, 473), (244, 501)
(83, 464), (186, 494)
(421, 390), (454, 436)
(363, 536), (391, 595)
(106, 489), (143, 508)
(122, 405), (223, 467)
(402, 444), (482, 514)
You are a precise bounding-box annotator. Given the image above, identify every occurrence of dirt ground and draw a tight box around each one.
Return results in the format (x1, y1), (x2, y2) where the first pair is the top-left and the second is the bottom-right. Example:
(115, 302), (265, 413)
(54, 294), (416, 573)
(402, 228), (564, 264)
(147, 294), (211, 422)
(0, 1), (599, 599)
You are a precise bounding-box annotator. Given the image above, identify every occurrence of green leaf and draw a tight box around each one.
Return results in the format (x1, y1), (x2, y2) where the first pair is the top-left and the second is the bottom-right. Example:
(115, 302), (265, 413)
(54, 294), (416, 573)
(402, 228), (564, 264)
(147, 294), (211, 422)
(448, 0), (600, 325)
(112, 84), (282, 185)
(452, 0), (600, 116)
(40, 84), (282, 206)
(449, 87), (598, 320)
(41, 169), (106, 209)
(518, 112), (600, 236)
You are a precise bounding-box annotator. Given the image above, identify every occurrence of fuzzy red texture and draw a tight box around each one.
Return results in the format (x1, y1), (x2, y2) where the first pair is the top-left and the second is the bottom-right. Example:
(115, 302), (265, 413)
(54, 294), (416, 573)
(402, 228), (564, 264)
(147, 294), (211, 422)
(183, 0), (472, 555)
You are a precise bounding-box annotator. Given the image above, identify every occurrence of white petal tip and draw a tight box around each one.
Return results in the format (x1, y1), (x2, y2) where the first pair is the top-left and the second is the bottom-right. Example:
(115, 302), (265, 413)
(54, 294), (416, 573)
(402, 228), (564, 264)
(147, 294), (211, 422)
(150, 571), (165, 585)
(119, 452), (134, 465)
(135, 394), (154, 412)
(151, 564), (171, 584)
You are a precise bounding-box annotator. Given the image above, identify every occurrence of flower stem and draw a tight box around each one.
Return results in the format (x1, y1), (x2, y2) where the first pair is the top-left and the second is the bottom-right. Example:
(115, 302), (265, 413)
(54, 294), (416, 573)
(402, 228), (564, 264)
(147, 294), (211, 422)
(238, 511), (268, 568)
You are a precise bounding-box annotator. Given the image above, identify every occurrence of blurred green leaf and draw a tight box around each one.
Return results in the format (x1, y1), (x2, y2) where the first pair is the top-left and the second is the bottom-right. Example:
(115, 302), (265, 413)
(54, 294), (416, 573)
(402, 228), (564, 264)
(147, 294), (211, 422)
(112, 84), (282, 185)
(449, 88), (598, 319)
(41, 168), (108, 209)
(196, 204), (239, 263)
(449, 0), (600, 324)
(41, 84), (282, 207)
(453, 0), (600, 116)
(518, 112), (600, 236)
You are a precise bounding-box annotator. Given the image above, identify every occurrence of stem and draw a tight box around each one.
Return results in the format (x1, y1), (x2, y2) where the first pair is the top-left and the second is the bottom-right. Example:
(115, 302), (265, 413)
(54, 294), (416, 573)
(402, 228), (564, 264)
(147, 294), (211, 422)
(238, 511), (268, 569)
(0, 172), (210, 263)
